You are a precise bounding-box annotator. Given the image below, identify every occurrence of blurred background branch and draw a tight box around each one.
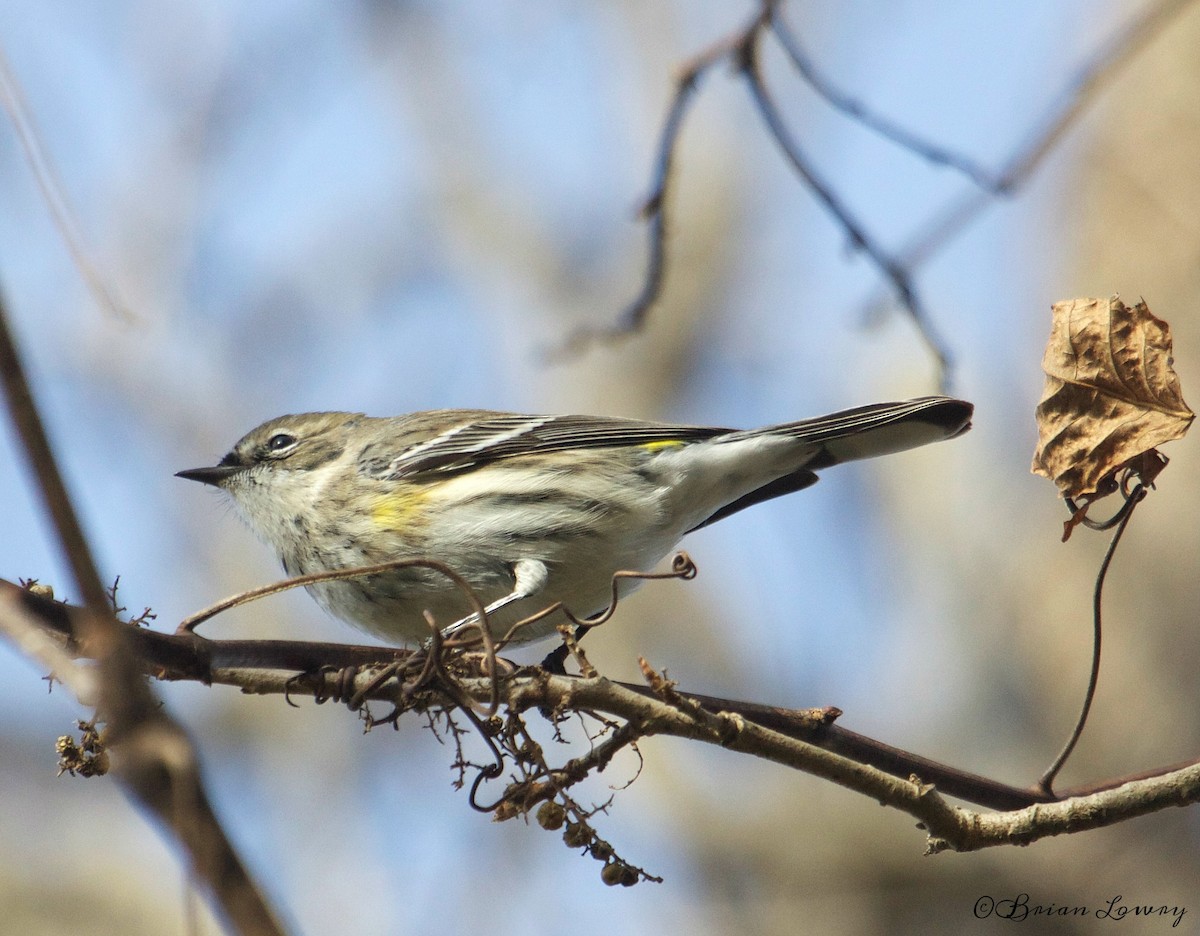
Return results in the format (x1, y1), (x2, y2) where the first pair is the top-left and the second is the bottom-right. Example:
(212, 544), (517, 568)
(0, 292), (284, 934)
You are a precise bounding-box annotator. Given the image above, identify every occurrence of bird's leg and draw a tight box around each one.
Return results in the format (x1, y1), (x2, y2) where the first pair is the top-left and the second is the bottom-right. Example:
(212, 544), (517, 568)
(439, 558), (549, 639)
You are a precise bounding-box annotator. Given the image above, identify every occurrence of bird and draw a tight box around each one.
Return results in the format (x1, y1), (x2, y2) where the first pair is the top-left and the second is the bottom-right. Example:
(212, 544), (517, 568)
(177, 397), (972, 652)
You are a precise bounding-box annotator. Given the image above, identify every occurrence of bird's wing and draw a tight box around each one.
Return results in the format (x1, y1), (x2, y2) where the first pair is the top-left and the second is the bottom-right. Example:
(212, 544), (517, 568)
(367, 411), (728, 479)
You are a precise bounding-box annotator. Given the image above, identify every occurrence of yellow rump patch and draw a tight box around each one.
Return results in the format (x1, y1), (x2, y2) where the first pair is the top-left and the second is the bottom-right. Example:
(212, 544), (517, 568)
(639, 439), (686, 453)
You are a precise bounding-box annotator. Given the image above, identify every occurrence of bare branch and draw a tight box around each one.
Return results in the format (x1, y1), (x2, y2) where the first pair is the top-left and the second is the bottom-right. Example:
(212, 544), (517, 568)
(0, 46), (133, 323)
(0, 291), (110, 614)
(766, 11), (1000, 191)
(550, 59), (699, 357)
(549, 5), (767, 358)
(733, 24), (953, 387)
(204, 649), (1200, 855)
(0, 290), (285, 936)
(0, 584), (99, 705)
(867, 0), (1199, 301)
(560, 2), (955, 388)
(567, 0), (1197, 391)
(922, 763), (1200, 853)
(10, 576), (1200, 856)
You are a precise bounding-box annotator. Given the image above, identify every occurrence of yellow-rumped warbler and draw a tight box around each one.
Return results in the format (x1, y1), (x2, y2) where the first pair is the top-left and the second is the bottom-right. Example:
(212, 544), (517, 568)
(178, 397), (971, 646)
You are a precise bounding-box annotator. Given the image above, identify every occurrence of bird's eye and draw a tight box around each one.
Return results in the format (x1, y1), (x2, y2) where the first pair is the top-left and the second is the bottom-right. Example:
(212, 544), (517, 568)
(266, 432), (297, 452)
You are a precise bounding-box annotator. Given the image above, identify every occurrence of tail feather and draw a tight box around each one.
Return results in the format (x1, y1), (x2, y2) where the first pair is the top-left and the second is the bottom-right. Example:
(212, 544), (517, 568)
(686, 396), (971, 531)
(727, 396), (972, 468)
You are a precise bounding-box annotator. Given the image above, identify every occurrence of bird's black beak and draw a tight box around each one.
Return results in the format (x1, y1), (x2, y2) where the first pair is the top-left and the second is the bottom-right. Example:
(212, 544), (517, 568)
(176, 465), (242, 487)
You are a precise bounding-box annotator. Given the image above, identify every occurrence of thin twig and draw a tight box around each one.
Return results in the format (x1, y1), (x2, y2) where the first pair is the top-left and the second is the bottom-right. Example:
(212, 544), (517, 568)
(179, 557), (483, 635)
(557, 0), (964, 387)
(865, 0), (1199, 311)
(549, 71), (695, 356)
(734, 27), (953, 388)
(1039, 485), (1146, 793)
(767, 12), (1000, 192)
(0, 46), (133, 323)
(523, 552), (696, 671)
(558, 0), (957, 386)
(548, 7), (764, 357)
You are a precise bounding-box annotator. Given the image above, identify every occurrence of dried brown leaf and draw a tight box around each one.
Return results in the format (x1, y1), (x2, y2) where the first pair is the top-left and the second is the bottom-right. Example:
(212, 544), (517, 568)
(1031, 296), (1193, 499)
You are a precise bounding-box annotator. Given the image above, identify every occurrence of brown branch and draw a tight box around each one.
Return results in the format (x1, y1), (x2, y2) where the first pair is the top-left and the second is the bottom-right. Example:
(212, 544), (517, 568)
(568, 0), (1197, 390)
(922, 763), (1200, 853)
(549, 4), (760, 358)
(200, 650), (1200, 854)
(550, 56), (698, 356)
(0, 587), (287, 935)
(0, 293), (110, 614)
(11, 577), (1200, 844)
(0, 289), (285, 936)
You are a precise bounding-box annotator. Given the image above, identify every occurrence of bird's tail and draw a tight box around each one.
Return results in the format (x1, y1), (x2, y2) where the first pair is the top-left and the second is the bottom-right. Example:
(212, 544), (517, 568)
(726, 396), (973, 469)
(684, 396), (972, 532)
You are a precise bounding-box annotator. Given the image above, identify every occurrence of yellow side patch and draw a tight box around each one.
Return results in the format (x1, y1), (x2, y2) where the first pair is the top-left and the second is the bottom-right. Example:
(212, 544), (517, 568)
(370, 488), (430, 528)
(639, 439), (686, 453)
